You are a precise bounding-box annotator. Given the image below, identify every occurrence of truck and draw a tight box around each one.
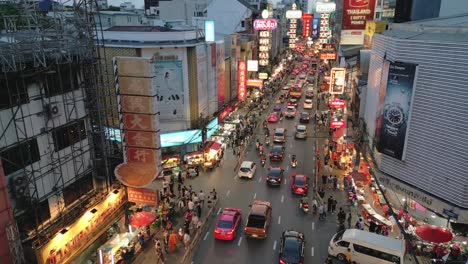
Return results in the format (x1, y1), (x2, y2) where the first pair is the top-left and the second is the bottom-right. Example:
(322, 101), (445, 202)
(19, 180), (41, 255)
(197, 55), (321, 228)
(244, 200), (272, 239)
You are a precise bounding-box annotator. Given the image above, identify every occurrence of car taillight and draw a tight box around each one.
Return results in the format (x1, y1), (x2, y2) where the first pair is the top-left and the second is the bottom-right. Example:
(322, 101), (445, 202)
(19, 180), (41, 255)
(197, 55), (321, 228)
(269, 154), (273, 157)
(261, 229), (265, 233)
(214, 229), (221, 234)
(226, 230), (234, 235)
(266, 176), (270, 180)
(278, 178), (282, 182)
(244, 227), (247, 232)
(279, 259), (286, 264)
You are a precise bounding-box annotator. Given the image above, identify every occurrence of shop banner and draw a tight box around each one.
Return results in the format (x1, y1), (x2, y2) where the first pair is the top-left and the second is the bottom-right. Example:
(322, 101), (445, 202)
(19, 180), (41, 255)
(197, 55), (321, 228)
(330, 120), (346, 129)
(330, 99), (346, 108)
(238, 61), (247, 101)
(375, 61), (417, 160)
(311, 18), (319, 39)
(320, 53), (337, 60)
(246, 79), (263, 88)
(127, 187), (158, 205)
(329, 68), (346, 94)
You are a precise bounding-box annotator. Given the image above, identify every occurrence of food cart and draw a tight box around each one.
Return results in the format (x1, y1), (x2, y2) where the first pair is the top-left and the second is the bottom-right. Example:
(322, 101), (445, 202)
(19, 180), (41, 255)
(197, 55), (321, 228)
(184, 151), (203, 178)
(161, 154), (180, 179)
(203, 141), (223, 170)
(98, 232), (138, 264)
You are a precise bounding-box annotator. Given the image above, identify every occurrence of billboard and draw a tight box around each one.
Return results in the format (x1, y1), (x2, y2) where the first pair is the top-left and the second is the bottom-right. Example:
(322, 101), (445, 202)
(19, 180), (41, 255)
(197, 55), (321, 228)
(216, 42), (225, 107)
(329, 68), (346, 94)
(238, 61), (247, 100)
(363, 20), (387, 49)
(254, 19), (277, 30)
(204, 20), (215, 42)
(154, 61), (186, 120)
(341, 0), (376, 45)
(316, 2), (336, 13)
(311, 18), (319, 39)
(374, 61), (417, 160)
(247, 60), (259, 72)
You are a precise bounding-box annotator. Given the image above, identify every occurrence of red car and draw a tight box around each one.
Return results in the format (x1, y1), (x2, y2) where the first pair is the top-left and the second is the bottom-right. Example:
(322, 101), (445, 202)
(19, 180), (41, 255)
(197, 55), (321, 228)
(267, 112), (279, 123)
(214, 208), (242, 240)
(291, 174), (309, 195)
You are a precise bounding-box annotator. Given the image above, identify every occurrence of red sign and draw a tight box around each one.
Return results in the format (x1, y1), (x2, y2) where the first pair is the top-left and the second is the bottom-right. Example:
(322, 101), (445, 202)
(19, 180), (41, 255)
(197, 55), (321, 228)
(301, 13), (313, 37)
(127, 187), (158, 205)
(238, 61), (247, 100)
(342, 0), (376, 30)
(320, 53), (337, 60)
(254, 19), (278, 30)
(330, 99), (346, 108)
(320, 83), (328, 91)
(330, 120), (347, 129)
(246, 79), (263, 88)
(322, 44), (335, 50)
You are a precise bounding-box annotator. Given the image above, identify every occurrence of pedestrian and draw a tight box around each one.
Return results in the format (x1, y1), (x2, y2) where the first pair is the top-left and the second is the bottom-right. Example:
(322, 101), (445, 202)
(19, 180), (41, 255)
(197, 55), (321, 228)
(199, 190), (205, 207)
(162, 229), (169, 252)
(322, 174), (327, 186)
(369, 220), (376, 233)
(177, 228), (184, 241)
(169, 178), (174, 194)
(192, 193), (199, 205)
(355, 217), (365, 230)
(318, 187), (325, 199)
(331, 199), (337, 214)
(347, 212), (352, 228)
(345, 248), (351, 263)
(162, 179), (169, 194)
(178, 171), (183, 184)
(211, 188), (217, 200)
(177, 183), (182, 198)
(318, 204), (325, 220)
(168, 231), (177, 252)
(327, 196), (333, 212)
(375, 223), (382, 234)
(332, 176), (338, 191)
(154, 239), (165, 262)
(188, 185), (193, 195)
(138, 231), (145, 248)
(183, 232), (191, 249)
(327, 175), (333, 189)
(338, 208), (346, 223)
(196, 203), (202, 217)
(381, 225), (389, 236)
(187, 199), (194, 212)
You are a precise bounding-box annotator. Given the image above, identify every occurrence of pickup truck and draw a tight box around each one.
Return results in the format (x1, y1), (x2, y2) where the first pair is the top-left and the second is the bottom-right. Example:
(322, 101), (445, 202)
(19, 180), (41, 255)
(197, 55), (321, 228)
(244, 200), (272, 239)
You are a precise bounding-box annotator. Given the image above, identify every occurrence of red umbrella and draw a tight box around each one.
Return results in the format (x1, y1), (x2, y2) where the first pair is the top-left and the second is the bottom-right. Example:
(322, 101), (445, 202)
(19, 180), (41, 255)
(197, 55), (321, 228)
(416, 225), (453, 244)
(130, 212), (156, 227)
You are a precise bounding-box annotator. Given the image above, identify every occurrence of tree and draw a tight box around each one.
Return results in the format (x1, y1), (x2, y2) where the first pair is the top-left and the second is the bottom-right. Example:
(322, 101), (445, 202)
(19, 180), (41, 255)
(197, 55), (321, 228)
(0, 3), (23, 30)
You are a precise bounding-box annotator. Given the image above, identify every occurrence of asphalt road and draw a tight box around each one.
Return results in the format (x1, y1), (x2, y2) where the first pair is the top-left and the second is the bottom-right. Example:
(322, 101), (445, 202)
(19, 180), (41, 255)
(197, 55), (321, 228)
(186, 69), (343, 264)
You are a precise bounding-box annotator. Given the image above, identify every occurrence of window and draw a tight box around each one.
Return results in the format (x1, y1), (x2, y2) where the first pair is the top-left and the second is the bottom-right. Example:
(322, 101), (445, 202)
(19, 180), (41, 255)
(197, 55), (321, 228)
(353, 243), (400, 263)
(107, 17), (111, 25)
(127, 16), (132, 23)
(52, 119), (87, 151)
(376, 12), (382, 19)
(0, 73), (30, 110)
(337, 241), (350, 248)
(44, 63), (80, 97)
(63, 173), (94, 206)
(1, 139), (40, 175)
(241, 20), (245, 27)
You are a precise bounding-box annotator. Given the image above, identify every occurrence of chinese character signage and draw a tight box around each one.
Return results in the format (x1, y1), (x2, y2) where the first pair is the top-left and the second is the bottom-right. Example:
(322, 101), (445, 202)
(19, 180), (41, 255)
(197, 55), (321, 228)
(238, 61), (247, 100)
(319, 13), (332, 44)
(311, 18), (319, 39)
(114, 57), (162, 187)
(329, 68), (346, 94)
(247, 60), (258, 72)
(301, 13), (313, 37)
(127, 187), (158, 205)
(288, 3), (301, 48)
(341, 0), (376, 45)
(374, 61), (417, 160)
(254, 19), (277, 30)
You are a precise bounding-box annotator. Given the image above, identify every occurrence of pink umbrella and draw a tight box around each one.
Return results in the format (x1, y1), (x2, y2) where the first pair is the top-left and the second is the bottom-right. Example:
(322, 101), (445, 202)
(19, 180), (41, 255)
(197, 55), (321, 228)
(130, 212), (156, 227)
(416, 225), (453, 244)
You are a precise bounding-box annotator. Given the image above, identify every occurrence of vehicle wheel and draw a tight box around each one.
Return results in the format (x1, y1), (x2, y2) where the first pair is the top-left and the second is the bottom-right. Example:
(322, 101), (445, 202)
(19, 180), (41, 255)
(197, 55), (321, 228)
(336, 253), (346, 261)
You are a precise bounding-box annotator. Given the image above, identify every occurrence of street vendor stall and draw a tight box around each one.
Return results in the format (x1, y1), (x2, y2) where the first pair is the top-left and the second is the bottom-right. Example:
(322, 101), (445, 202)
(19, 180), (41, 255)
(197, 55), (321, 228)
(161, 154), (180, 179)
(184, 151), (203, 178)
(98, 232), (138, 264)
(203, 141), (223, 170)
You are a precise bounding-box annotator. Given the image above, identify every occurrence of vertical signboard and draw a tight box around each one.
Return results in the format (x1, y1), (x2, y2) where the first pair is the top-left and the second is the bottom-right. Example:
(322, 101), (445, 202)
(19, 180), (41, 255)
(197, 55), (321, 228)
(259, 30), (271, 66)
(301, 13), (313, 37)
(341, 0), (376, 45)
(204, 20), (215, 42)
(311, 18), (319, 39)
(375, 62), (417, 160)
(329, 68), (346, 94)
(216, 42), (225, 107)
(238, 61), (247, 101)
(154, 61), (186, 120)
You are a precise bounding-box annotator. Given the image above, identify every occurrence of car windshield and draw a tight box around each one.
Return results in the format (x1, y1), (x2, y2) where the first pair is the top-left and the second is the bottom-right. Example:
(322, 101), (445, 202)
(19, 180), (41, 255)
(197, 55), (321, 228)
(269, 168), (281, 178)
(240, 167), (251, 173)
(218, 220), (232, 229)
(301, 113), (309, 118)
(333, 230), (345, 242)
(282, 238), (301, 262)
(272, 146), (283, 152)
(305, 100), (312, 103)
(274, 132), (284, 137)
(295, 177), (306, 186)
(297, 128), (305, 133)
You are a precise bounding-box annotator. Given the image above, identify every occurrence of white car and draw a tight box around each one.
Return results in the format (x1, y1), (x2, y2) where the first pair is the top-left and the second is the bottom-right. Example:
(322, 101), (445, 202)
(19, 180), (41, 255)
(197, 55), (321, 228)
(295, 125), (307, 139)
(282, 85), (291, 90)
(238, 161), (257, 179)
(285, 106), (296, 118)
(303, 99), (313, 109)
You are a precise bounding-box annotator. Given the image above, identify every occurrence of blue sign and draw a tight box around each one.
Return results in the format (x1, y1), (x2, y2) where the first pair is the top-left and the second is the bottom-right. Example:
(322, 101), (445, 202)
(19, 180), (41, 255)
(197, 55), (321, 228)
(443, 209), (458, 219)
(311, 18), (319, 39)
(205, 20), (215, 42)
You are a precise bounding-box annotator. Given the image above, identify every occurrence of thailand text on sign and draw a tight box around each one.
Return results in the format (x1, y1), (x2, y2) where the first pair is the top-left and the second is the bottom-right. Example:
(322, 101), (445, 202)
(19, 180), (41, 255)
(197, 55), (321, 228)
(254, 19), (277, 30)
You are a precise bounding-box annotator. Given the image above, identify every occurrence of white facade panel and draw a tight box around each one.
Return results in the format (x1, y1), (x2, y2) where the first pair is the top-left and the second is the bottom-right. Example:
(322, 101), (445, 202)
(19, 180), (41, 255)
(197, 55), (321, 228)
(364, 33), (468, 209)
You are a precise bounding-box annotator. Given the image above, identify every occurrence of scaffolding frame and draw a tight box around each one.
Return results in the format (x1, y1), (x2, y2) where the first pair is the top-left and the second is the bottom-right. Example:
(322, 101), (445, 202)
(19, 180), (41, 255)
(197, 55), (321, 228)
(0, 0), (122, 261)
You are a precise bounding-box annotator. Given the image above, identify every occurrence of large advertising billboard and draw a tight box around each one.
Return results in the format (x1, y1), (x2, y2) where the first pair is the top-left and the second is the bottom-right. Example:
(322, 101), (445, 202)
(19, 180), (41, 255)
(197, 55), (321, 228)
(329, 68), (346, 94)
(341, 0), (376, 45)
(374, 61), (417, 160)
(154, 61), (185, 120)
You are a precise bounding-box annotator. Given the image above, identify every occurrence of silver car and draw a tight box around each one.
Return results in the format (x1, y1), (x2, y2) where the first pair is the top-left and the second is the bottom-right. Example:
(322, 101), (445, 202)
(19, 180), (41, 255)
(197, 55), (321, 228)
(295, 125), (307, 139)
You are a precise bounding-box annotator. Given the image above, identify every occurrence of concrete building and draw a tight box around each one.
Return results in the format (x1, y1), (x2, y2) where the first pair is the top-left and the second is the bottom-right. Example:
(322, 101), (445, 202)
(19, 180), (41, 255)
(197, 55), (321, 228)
(98, 26), (225, 154)
(95, 11), (143, 28)
(159, 0), (212, 25)
(394, 0), (468, 23)
(205, 0), (257, 35)
(119, 1), (136, 12)
(361, 14), (468, 223)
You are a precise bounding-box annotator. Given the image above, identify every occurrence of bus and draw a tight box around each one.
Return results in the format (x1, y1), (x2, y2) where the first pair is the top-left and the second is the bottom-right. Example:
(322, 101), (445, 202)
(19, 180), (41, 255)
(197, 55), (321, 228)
(328, 229), (405, 264)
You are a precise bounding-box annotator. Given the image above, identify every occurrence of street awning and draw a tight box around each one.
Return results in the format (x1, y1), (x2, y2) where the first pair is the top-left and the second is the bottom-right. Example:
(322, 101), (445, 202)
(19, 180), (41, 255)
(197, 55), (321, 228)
(416, 225), (453, 244)
(130, 211), (156, 227)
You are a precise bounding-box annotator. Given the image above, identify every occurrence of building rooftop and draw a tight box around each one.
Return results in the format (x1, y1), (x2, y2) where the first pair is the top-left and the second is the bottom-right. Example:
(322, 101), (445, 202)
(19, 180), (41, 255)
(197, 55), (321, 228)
(106, 26), (186, 32)
(385, 13), (468, 43)
(98, 11), (140, 16)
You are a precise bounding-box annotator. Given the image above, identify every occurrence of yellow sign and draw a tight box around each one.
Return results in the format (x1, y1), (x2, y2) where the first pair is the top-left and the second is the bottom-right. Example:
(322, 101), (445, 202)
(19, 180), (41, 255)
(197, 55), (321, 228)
(259, 73), (268, 79)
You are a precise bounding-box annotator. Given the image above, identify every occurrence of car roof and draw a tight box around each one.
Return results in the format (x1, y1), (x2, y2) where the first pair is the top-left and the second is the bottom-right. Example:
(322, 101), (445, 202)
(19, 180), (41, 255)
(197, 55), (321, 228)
(275, 128), (285, 132)
(297, 125), (306, 130)
(241, 161), (253, 167)
(287, 106), (295, 110)
(251, 200), (271, 216)
(305, 99), (312, 102)
(271, 145), (283, 151)
(294, 174), (306, 180)
(301, 112), (309, 115)
(283, 230), (304, 239)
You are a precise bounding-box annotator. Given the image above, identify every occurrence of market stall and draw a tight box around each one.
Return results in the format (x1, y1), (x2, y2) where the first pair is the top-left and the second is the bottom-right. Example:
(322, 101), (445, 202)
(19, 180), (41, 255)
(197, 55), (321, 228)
(184, 151), (203, 178)
(161, 154), (181, 179)
(203, 141), (223, 170)
(98, 232), (138, 264)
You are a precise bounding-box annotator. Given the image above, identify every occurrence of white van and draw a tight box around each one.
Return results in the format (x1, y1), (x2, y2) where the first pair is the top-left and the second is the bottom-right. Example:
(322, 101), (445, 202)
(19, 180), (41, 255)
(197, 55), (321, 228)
(328, 229), (405, 264)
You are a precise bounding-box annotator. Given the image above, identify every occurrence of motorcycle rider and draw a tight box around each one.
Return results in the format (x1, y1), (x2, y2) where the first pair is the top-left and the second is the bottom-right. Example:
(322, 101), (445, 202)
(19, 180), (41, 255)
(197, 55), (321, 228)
(260, 154), (266, 166)
(258, 144), (264, 155)
(265, 135), (270, 146)
(291, 154), (297, 167)
(299, 197), (308, 209)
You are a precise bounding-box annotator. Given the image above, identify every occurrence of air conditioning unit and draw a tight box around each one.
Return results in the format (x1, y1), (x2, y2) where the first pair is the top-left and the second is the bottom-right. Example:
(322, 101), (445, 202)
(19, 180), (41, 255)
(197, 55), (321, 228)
(45, 103), (60, 118)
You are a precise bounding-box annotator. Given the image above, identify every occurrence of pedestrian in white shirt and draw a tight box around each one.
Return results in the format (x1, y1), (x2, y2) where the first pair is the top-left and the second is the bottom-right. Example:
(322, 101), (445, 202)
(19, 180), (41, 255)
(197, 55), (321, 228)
(187, 199), (194, 211)
(199, 190), (205, 206)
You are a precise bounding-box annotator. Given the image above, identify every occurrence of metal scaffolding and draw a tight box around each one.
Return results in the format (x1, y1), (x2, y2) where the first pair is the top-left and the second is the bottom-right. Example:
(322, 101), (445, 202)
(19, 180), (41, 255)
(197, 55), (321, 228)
(0, 0), (122, 262)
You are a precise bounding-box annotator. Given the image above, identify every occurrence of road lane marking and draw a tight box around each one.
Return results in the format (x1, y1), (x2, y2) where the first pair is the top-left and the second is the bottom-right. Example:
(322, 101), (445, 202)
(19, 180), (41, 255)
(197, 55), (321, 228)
(311, 246), (314, 256)
(281, 195), (284, 203)
(258, 177), (262, 183)
(234, 175), (237, 179)
(273, 240), (277, 250)
(283, 179), (287, 185)
(226, 190), (231, 197)
(217, 208), (222, 215)
(278, 216), (281, 224)
(203, 232), (209, 241)
(287, 165), (290, 170)
(288, 154), (291, 158)
(253, 193), (257, 199)
(237, 237), (243, 246)
(290, 144), (293, 148)
(312, 222), (315, 230)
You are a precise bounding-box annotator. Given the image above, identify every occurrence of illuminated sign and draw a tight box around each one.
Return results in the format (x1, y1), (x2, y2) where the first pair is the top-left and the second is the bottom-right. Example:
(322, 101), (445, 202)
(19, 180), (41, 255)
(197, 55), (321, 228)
(341, 0), (376, 45)
(204, 20), (215, 42)
(301, 13), (313, 37)
(330, 99), (346, 108)
(246, 79), (263, 87)
(247, 60), (258, 72)
(311, 18), (319, 39)
(330, 120), (347, 129)
(286, 4), (303, 19)
(254, 19), (277, 30)
(320, 53), (337, 60)
(319, 13), (331, 44)
(329, 68), (346, 94)
(259, 72), (268, 79)
(238, 61), (247, 100)
(316, 2), (336, 13)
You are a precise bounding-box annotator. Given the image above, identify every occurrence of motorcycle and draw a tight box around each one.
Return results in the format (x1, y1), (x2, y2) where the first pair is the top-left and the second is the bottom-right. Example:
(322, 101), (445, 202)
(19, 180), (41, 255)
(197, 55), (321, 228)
(265, 138), (270, 146)
(261, 159), (266, 167)
(299, 201), (309, 214)
(291, 160), (297, 168)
